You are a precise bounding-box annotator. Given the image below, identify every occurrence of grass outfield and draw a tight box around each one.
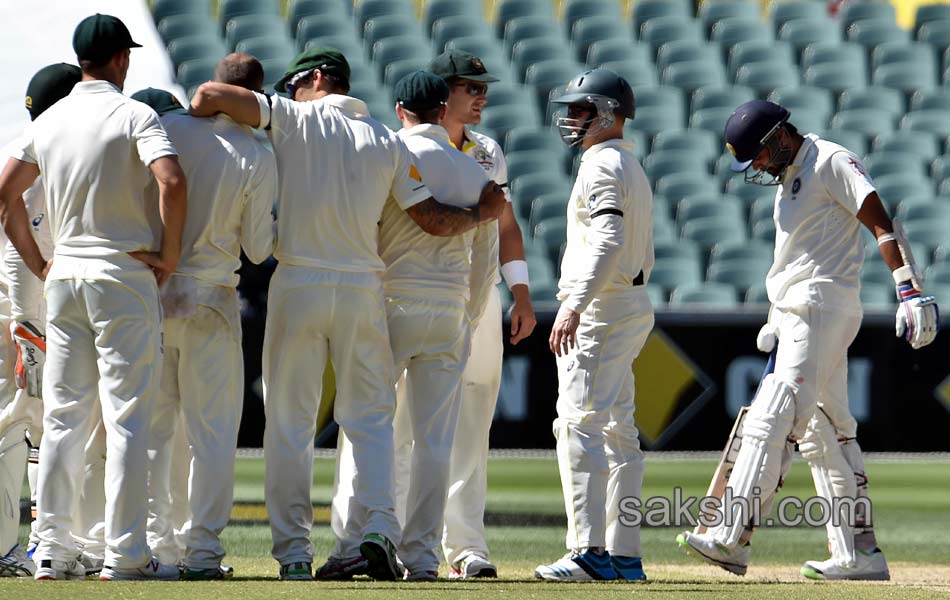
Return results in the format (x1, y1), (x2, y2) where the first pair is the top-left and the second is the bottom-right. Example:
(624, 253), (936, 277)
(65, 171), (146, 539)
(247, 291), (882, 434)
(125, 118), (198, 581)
(3, 455), (949, 598)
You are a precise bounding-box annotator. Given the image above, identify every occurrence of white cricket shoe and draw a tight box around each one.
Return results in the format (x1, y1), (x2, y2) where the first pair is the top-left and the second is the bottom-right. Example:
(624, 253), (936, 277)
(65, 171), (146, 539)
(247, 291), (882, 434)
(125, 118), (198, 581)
(801, 548), (890, 581)
(34, 558), (86, 580)
(0, 545), (35, 577)
(535, 550), (619, 581)
(78, 552), (104, 576)
(100, 556), (180, 581)
(449, 553), (497, 579)
(676, 531), (750, 576)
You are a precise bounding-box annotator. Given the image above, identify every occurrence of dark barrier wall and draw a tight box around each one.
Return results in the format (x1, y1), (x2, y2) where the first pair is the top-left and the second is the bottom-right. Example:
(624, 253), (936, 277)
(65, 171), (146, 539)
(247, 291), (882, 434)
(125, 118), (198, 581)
(237, 306), (950, 451)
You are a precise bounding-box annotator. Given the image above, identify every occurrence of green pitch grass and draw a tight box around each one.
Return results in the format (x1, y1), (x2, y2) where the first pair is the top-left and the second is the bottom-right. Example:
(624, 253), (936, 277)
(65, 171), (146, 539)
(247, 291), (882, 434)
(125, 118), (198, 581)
(3, 454), (948, 598)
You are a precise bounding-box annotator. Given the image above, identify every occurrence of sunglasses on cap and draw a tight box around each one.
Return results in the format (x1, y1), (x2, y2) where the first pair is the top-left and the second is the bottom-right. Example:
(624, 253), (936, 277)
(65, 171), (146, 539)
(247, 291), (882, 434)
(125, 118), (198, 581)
(452, 81), (489, 97)
(286, 69), (315, 98)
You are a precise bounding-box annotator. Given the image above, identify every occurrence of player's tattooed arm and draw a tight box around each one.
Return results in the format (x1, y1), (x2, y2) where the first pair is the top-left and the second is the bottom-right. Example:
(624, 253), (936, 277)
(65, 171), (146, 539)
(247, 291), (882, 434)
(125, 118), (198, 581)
(406, 181), (506, 236)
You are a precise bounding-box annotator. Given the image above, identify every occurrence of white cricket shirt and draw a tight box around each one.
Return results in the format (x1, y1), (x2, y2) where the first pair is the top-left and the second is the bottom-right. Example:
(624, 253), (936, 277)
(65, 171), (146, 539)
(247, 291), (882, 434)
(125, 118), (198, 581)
(766, 134), (874, 315)
(156, 112), (276, 288)
(10, 80), (177, 274)
(557, 139), (654, 312)
(4, 178), (52, 321)
(255, 93), (430, 274)
(379, 124), (488, 298)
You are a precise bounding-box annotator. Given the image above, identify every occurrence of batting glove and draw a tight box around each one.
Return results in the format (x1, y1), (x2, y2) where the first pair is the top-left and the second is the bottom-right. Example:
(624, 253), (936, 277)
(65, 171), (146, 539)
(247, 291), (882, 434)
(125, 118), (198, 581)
(10, 320), (46, 399)
(895, 284), (939, 350)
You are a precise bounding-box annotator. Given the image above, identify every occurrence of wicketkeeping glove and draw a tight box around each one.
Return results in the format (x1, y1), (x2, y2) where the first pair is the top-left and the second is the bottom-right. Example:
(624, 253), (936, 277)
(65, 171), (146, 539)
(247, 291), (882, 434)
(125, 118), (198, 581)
(895, 284), (939, 350)
(10, 320), (46, 398)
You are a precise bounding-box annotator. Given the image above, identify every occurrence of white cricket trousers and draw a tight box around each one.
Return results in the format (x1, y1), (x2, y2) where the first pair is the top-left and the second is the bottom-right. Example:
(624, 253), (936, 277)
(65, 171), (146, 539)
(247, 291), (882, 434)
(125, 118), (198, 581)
(264, 265), (400, 565)
(0, 293), (23, 555)
(148, 291), (242, 569)
(35, 261), (161, 568)
(441, 285), (502, 565)
(387, 294), (470, 572)
(553, 291), (653, 557)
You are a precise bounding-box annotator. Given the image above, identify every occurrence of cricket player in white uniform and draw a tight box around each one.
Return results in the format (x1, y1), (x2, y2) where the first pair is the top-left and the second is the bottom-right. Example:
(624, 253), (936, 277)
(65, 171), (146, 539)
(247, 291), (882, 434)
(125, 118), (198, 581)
(0, 15), (186, 581)
(134, 55), (277, 581)
(190, 47), (506, 581)
(534, 69), (653, 582)
(0, 63), (110, 579)
(677, 100), (939, 580)
(323, 71), (495, 581)
(428, 50), (537, 580)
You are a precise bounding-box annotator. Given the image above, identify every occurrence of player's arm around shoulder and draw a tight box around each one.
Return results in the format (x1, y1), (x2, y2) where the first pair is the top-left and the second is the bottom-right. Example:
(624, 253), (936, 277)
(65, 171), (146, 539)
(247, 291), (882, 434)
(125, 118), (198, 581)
(191, 82), (264, 129)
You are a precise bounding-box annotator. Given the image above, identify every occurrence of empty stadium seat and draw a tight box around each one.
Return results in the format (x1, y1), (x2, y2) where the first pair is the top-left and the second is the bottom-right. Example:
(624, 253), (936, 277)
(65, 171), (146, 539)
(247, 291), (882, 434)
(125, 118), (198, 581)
(830, 109), (894, 139)
(218, 0), (280, 34)
(225, 14), (285, 51)
(355, 0), (415, 31)
(656, 172), (711, 203)
(234, 36), (296, 66)
(863, 151), (926, 179)
(770, 0), (827, 36)
(770, 85), (835, 121)
(512, 38), (565, 81)
(728, 39), (794, 79)
(571, 16), (631, 64)
(289, 0), (352, 32)
(365, 14), (423, 49)
(840, 2), (897, 32)
(689, 106), (735, 136)
(644, 150), (710, 183)
(822, 128), (869, 157)
(510, 173), (572, 220)
(504, 16), (562, 55)
(640, 17), (703, 54)
(915, 3), (950, 36)
(157, 14), (217, 43)
(372, 36), (430, 76)
(495, 0), (555, 38)
(652, 128), (720, 163)
(917, 20), (950, 49)
(734, 61), (799, 95)
(528, 193), (567, 233)
(587, 39), (651, 67)
(902, 110), (950, 139)
(597, 59), (659, 88)
(838, 86), (905, 119)
(804, 62), (867, 94)
(874, 173), (935, 205)
(632, 0), (693, 37)
(168, 36), (227, 67)
(656, 39), (715, 74)
(711, 17), (773, 54)
(296, 15), (356, 50)
(911, 87), (950, 112)
(153, 0), (211, 25)
(847, 18), (910, 50)
(675, 194), (743, 227)
(563, 0), (623, 34)
(681, 216), (748, 248)
(779, 17), (841, 56)
(423, 0), (481, 32)
(629, 105), (686, 137)
(700, 0), (761, 36)
(706, 261), (769, 292)
(430, 16), (485, 52)
(801, 41), (867, 76)
(648, 256), (703, 291)
(670, 282), (738, 306)
(873, 129), (940, 161)
(177, 58), (218, 89)
(873, 63), (938, 94)
(662, 61), (727, 94)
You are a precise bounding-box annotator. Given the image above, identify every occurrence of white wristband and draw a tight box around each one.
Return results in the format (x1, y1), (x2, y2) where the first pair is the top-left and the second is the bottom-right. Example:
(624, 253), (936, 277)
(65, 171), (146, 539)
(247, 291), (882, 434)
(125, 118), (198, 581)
(876, 233), (896, 245)
(892, 264), (914, 285)
(501, 259), (530, 289)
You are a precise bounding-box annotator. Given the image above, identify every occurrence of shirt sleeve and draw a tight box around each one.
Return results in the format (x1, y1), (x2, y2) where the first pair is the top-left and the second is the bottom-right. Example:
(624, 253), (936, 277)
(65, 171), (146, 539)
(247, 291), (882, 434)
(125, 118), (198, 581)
(133, 108), (177, 167)
(256, 93), (297, 145)
(240, 143), (278, 264)
(822, 150), (876, 216)
(390, 135), (431, 210)
(8, 128), (37, 165)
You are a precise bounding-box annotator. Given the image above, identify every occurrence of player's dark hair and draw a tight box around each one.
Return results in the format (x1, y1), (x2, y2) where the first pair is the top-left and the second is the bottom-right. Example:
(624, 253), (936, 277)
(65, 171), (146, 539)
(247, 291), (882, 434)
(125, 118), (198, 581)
(320, 71), (350, 94)
(79, 52), (117, 73)
(215, 53), (265, 92)
(403, 105), (443, 125)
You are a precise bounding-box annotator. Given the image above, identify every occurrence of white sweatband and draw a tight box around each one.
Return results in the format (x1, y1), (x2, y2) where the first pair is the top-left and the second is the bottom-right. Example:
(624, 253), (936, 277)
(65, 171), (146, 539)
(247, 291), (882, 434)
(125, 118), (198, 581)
(501, 259), (530, 289)
(892, 264), (914, 286)
(253, 91), (272, 131)
(876, 233), (896, 245)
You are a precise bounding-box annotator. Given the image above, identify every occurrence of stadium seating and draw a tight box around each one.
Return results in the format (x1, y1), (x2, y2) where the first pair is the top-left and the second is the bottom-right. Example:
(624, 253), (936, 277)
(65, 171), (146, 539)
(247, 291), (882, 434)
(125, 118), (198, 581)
(146, 0), (950, 311)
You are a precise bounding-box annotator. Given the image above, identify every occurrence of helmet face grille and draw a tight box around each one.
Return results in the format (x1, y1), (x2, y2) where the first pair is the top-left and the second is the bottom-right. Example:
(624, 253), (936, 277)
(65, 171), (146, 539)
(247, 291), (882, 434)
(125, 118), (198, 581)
(553, 94), (619, 147)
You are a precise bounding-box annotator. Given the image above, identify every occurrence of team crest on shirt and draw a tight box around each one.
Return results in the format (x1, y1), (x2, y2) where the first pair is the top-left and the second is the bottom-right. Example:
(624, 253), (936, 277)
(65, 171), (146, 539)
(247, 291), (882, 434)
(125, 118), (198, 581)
(587, 194), (598, 210)
(472, 146), (493, 170)
(31, 213), (44, 231)
(791, 178), (801, 194)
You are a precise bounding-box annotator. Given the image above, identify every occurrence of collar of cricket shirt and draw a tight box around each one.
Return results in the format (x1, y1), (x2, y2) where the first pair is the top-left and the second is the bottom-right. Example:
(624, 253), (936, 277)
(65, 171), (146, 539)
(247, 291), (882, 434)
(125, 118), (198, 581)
(784, 132), (819, 180)
(401, 123), (451, 144)
(71, 79), (121, 95)
(320, 94), (369, 118)
(581, 138), (635, 162)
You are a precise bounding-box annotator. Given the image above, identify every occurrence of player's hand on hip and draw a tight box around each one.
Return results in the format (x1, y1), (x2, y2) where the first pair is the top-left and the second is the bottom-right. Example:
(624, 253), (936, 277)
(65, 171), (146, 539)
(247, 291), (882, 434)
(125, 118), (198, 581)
(549, 304), (580, 356)
(9, 320), (46, 399)
(895, 284), (939, 349)
(476, 181), (506, 222)
(129, 250), (177, 286)
(509, 284), (537, 345)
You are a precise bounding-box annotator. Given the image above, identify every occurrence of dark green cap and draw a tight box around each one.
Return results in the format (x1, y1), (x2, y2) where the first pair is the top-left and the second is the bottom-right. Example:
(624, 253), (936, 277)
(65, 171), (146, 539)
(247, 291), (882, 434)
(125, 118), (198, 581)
(72, 14), (142, 62)
(274, 47), (350, 93)
(394, 71), (449, 112)
(429, 50), (499, 83)
(25, 63), (82, 121)
(130, 88), (188, 116)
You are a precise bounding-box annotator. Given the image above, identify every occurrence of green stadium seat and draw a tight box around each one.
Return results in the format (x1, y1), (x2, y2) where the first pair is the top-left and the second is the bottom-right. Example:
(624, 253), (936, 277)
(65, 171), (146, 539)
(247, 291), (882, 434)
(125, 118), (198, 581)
(647, 285), (667, 306)
(699, 1), (761, 36)
(296, 15), (356, 50)
(528, 193), (567, 233)
(302, 36), (364, 62)
(910, 88), (950, 112)
(751, 216), (776, 242)
(822, 128), (869, 156)
(364, 15), (423, 50)
(915, 3), (950, 36)
(656, 39), (716, 74)
(504, 126), (569, 159)
(872, 41), (938, 74)
(168, 36), (227, 68)
(657, 173), (715, 203)
(652, 193), (673, 223)
(512, 38), (566, 81)
(372, 36), (430, 76)
(652, 128), (720, 163)
(898, 201), (950, 227)
(840, 2), (897, 31)
(830, 109), (894, 139)
(564, 0), (623, 35)
(355, 0), (415, 31)
(770, 0), (827, 36)
(779, 17), (842, 57)
(485, 82), (535, 109)
(711, 17), (773, 57)
(689, 106), (734, 136)
(861, 260), (895, 287)
(157, 14), (217, 43)
(847, 18), (910, 50)
(676, 194), (743, 227)
(928, 262), (950, 286)
(901, 110), (950, 139)
(504, 16), (562, 55)
(153, 0), (210, 25)
(655, 239), (702, 263)
(662, 60), (727, 94)
(872, 130), (939, 161)
(725, 177), (777, 205)
(225, 15), (286, 51)
(177, 58), (218, 89)
(874, 173), (935, 206)
(691, 84), (755, 115)
(873, 63), (938, 94)
(917, 20), (950, 49)
(860, 284), (894, 309)
(632, 0), (693, 37)
(838, 86), (905, 119)
(640, 17), (703, 55)
(769, 85), (834, 123)
(423, 0), (481, 33)
(571, 16), (631, 63)
(480, 106), (538, 141)
(707, 261), (769, 293)
(709, 239), (775, 267)
(259, 57), (290, 90)
(728, 39), (794, 79)
(629, 105), (685, 138)
(804, 62), (867, 94)
(510, 173), (572, 220)
(234, 37), (296, 66)
(649, 257), (703, 291)
(587, 39), (651, 67)
(532, 217), (568, 263)
(644, 150), (710, 183)
(495, 0), (555, 38)
(930, 155), (950, 187)
(218, 0), (279, 35)
(431, 16), (487, 52)
(801, 41), (867, 75)
(383, 57), (430, 87)
(526, 59), (582, 113)
(289, 0), (352, 33)
(749, 196), (774, 225)
(597, 59), (659, 88)
(863, 151), (926, 179)
(653, 216), (677, 242)
(681, 215), (748, 248)
(734, 61), (799, 95)
(670, 282), (738, 306)
(636, 85), (686, 118)
(745, 284), (770, 304)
